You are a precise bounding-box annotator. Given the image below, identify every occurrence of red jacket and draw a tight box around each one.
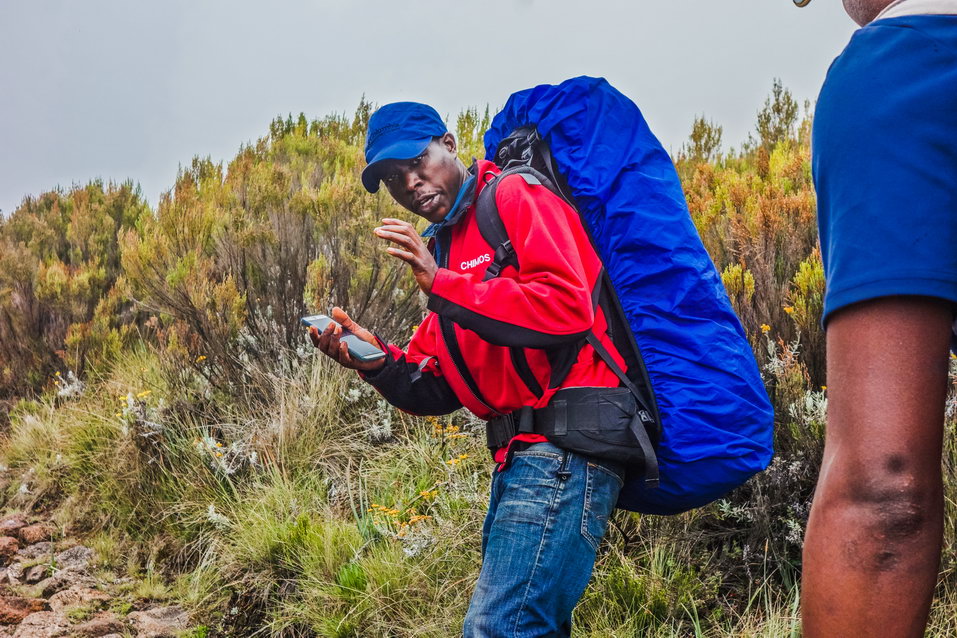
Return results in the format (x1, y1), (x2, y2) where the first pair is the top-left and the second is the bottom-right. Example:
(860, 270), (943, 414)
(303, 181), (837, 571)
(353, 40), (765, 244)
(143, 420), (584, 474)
(364, 160), (624, 421)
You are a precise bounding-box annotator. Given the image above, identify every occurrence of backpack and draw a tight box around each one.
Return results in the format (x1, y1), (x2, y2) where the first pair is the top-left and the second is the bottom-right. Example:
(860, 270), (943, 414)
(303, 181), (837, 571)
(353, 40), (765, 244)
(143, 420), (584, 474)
(479, 76), (774, 515)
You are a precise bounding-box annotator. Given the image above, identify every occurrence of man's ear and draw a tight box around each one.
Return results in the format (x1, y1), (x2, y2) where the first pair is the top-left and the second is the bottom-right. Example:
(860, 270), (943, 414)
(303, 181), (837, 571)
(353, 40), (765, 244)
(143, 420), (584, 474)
(440, 132), (457, 155)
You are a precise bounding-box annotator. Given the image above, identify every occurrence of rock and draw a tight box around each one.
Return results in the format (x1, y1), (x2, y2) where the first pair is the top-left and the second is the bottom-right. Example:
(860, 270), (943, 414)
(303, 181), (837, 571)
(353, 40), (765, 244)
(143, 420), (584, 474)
(35, 571), (94, 598)
(0, 539), (18, 567)
(46, 587), (109, 614)
(0, 518), (26, 538)
(52, 546), (93, 573)
(4, 564), (23, 586)
(72, 612), (124, 636)
(22, 565), (47, 585)
(127, 606), (190, 638)
(18, 525), (55, 546)
(0, 596), (47, 625)
(15, 543), (53, 561)
(10, 611), (69, 637)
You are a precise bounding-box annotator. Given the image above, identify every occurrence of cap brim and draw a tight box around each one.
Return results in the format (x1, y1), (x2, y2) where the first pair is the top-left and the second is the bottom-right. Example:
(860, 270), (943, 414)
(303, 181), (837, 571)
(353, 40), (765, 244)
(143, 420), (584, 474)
(361, 136), (433, 193)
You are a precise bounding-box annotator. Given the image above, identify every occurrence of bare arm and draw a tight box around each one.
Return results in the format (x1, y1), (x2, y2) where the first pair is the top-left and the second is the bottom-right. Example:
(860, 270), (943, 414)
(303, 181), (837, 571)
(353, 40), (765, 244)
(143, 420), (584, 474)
(802, 296), (952, 637)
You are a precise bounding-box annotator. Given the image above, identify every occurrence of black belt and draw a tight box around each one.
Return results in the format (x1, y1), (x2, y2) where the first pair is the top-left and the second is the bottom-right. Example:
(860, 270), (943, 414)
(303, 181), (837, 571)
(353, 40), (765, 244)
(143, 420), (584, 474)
(485, 386), (658, 488)
(486, 387), (636, 449)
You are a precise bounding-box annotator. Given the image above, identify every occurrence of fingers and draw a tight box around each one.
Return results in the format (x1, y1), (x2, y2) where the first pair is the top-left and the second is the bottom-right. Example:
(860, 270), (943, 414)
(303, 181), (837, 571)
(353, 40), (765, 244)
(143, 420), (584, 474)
(386, 246), (416, 263)
(330, 306), (378, 347)
(376, 219), (424, 248)
(315, 321), (341, 360)
(331, 306), (353, 329)
(307, 309), (384, 371)
(338, 340), (354, 366)
(375, 227), (423, 253)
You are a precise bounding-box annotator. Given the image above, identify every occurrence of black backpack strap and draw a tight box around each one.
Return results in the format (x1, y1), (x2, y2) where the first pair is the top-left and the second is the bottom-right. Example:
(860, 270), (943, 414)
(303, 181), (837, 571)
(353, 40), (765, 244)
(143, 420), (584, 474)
(473, 166), (579, 399)
(475, 166), (562, 282)
(585, 331), (660, 488)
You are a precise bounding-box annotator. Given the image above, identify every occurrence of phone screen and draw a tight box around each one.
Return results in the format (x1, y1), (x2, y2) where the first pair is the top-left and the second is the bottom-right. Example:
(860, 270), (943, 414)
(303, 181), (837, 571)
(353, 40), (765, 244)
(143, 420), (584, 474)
(301, 314), (387, 362)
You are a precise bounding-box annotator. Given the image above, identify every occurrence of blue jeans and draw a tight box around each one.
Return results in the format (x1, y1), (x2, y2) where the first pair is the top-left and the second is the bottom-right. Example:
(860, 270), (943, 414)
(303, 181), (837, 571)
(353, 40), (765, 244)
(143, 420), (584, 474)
(462, 441), (624, 638)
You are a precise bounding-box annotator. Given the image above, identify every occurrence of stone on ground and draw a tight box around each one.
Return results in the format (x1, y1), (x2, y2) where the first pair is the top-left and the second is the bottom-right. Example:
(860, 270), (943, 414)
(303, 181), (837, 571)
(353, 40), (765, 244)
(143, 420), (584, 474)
(17, 526), (55, 547)
(127, 606), (190, 638)
(0, 596), (46, 625)
(0, 540), (18, 567)
(9, 611), (68, 638)
(52, 546), (93, 573)
(0, 519), (26, 539)
(14, 545), (52, 562)
(35, 571), (95, 598)
(71, 612), (124, 637)
(47, 587), (110, 614)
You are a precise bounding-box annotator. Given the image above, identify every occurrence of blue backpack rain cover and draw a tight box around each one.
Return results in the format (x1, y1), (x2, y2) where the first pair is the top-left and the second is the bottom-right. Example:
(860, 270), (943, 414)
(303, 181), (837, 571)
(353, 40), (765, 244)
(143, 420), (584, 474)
(484, 76), (774, 515)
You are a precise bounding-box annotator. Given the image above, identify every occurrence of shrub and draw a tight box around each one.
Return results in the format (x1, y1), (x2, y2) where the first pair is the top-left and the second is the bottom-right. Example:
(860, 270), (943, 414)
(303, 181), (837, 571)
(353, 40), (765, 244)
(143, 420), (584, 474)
(0, 180), (149, 403)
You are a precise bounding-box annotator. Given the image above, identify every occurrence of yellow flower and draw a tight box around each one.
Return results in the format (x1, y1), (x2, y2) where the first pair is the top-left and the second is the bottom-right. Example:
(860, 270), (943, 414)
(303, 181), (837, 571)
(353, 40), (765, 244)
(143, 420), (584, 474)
(784, 306), (795, 315)
(821, 385), (827, 391)
(458, 454), (468, 460)
(114, 413), (122, 419)
(411, 325), (419, 333)
(215, 442), (223, 448)
(760, 324), (771, 334)
(55, 371), (61, 376)
(196, 355), (207, 363)
(216, 452), (223, 457)
(136, 390), (151, 398)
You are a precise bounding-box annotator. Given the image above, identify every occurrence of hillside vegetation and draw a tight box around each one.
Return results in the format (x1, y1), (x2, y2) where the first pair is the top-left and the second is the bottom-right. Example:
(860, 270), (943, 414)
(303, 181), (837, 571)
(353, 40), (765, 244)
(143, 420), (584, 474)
(2, 84), (957, 636)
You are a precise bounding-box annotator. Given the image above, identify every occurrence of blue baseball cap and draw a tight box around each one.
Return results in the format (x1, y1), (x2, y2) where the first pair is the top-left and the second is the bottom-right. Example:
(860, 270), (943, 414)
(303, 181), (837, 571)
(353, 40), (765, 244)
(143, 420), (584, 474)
(361, 102), (448, 193)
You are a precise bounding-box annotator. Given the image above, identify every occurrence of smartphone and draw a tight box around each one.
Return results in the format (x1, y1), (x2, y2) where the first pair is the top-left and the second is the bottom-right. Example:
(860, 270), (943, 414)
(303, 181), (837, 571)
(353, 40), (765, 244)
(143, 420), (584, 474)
(301, 314), (387, 362)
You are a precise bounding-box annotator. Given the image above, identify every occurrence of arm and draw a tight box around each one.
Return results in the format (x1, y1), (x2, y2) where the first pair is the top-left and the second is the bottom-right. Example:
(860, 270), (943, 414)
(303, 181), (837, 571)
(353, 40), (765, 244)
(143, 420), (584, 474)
(427, 175), (598, 348)
(361, 315), (461, 416)
(311, 308), (461, 416)
(362, 346), (462, 416)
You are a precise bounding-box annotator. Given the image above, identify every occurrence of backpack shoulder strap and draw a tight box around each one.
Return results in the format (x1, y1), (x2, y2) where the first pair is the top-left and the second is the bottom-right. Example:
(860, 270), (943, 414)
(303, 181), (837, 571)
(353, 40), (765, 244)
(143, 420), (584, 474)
(475, 166), (563, 282)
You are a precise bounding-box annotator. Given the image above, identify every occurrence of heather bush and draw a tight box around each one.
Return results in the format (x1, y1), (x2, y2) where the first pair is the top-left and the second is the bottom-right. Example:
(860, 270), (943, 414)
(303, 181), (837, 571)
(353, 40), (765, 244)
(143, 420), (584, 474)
(121, 104), (424, 404)
(0, 180), (149, 404)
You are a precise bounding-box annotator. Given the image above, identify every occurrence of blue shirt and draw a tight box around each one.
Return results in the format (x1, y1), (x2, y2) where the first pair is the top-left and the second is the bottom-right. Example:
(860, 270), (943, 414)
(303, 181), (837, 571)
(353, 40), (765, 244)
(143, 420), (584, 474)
(813, 14), (957, 323)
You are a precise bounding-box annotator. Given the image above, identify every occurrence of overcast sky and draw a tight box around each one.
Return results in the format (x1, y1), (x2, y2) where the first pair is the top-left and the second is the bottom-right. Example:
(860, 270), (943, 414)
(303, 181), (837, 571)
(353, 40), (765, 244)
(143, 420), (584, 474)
(0, 1), (857, 216)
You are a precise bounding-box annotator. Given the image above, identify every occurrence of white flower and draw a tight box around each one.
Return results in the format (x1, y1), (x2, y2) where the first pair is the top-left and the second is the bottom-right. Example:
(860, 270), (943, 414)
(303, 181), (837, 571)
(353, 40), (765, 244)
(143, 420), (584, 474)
(206, 504), (231, 529)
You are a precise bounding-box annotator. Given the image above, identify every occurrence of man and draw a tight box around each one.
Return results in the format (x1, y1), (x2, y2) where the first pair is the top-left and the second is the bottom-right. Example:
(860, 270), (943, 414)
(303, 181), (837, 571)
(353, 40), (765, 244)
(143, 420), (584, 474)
(311, 102), (629, 637)
(802, 1), (957, 636)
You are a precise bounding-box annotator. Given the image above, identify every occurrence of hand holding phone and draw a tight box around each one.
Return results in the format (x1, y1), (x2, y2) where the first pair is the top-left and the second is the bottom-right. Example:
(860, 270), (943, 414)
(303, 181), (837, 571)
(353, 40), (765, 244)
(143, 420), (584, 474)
(303, 308), (386, 371)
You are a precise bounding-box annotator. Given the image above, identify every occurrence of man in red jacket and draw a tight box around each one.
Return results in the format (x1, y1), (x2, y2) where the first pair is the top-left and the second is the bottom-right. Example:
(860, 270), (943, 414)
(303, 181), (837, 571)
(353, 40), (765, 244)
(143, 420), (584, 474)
(312, 101), (631, 637)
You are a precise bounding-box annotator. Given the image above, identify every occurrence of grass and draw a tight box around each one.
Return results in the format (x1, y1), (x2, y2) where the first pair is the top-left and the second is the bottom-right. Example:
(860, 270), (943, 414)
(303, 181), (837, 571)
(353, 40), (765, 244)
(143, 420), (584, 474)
(3, 345), (957, 637)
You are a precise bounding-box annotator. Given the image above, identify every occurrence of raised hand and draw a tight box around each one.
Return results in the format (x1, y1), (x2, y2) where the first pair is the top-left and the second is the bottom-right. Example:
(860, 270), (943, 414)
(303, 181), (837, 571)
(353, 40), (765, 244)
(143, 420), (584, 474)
(309, 307), (386, 372)
(374, 218), (438, 294)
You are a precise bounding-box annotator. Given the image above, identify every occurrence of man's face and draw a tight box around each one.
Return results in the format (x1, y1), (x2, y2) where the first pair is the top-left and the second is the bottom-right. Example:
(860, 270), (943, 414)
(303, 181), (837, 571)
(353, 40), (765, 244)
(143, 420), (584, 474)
(379, 133), (463, 223)
(842, 0), (893, 26)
